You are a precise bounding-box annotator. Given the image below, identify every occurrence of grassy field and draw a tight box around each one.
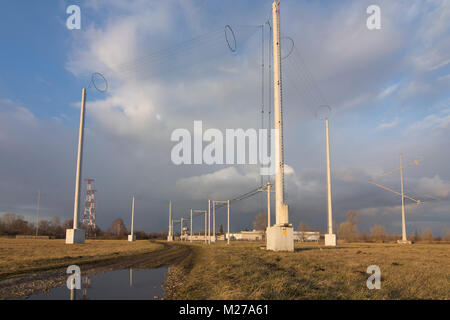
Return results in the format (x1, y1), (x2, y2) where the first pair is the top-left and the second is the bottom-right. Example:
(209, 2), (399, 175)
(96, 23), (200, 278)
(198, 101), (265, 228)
(0, 238), (164, 279)
(2, 238), (448, 299)
(166, 241), (450, 300)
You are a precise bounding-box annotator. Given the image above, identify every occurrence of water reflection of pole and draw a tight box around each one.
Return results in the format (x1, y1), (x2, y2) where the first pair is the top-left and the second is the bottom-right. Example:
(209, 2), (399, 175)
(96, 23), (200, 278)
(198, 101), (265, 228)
(70, 278), (76, 301)
(129, 268), (133, 287)
(82, 275), (90, 300)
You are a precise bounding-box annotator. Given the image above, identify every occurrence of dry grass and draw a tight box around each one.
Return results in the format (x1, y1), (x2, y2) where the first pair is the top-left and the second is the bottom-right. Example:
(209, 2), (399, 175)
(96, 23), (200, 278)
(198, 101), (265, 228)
(169, 242), (450, 300)
(0, 238), (163, 279)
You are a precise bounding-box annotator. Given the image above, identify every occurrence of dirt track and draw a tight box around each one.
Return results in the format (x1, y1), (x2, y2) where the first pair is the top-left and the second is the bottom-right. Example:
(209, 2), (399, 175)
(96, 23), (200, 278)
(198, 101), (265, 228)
(0, 241), (193, 299)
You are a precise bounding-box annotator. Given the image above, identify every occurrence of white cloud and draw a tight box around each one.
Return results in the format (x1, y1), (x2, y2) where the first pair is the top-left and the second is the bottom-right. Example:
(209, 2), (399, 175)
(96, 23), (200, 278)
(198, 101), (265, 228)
(416, 175), (450, 199)
(377, 117), (400, 130)
(407, 109), (450, 133)
(175, 166), (260, 200)
(378, 83), (399, 99)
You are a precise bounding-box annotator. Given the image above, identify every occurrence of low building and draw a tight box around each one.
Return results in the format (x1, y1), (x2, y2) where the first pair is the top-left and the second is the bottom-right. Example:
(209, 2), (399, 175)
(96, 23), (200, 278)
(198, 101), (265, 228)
(227, 230), (265, 241)
(181, 234), (217, 242)
(293, 231), (320, 242)
(15, 235), (50, 239)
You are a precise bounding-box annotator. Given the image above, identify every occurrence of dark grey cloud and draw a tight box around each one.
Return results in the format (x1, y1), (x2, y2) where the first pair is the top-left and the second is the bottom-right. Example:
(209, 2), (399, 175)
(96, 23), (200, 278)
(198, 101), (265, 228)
(1, 0), (449, 236)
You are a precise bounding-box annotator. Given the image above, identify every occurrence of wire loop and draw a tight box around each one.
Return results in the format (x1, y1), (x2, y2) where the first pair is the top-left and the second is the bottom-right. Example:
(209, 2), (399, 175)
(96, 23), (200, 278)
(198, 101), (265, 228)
(224, 25), (237, 53)
(89, 72), (108, 92)
(281, 36), (294, 60)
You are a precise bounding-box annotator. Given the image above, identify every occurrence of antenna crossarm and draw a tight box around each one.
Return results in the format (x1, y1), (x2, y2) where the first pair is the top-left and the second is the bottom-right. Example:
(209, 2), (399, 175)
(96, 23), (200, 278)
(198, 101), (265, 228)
(368, 180), (421, 204)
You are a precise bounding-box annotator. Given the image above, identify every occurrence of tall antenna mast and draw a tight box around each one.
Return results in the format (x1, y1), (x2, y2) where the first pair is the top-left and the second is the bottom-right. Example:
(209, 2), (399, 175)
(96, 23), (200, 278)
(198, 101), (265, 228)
(369, 154), (422, 244)
(324, 118), (337, 246)
(266, 0), (294, 252)
(35, 189), (40, 237)
(128, 196), (136, 242)
(66, 88), (87, 244)
(167, 201), (173, 241)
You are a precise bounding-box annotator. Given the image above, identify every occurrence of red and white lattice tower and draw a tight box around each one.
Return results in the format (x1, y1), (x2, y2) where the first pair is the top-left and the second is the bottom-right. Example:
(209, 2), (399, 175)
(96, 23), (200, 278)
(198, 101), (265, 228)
(82, 178), (97, 236)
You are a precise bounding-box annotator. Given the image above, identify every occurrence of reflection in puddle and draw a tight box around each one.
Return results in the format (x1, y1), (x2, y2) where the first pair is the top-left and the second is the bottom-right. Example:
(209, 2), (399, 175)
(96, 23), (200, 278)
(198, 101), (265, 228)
(28, 267), (167, 300)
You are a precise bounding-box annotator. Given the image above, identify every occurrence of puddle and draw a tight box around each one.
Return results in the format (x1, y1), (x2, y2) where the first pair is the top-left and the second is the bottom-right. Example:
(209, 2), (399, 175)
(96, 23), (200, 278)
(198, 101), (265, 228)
(26, 267), (167, 300)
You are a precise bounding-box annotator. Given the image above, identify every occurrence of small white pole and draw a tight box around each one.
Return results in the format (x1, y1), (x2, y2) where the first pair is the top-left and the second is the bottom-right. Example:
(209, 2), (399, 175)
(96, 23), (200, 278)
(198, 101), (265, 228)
(131, 196), (135, 237)
(227, 200), (230, 245)
(208, 200), (211, 245)
(180, 218), (184, 241)
(204, 211), (207, 244)
(169, 201), (172, 239)
(213, 201), (216, 241)
(400, 153), (407, 242)
(267, 183), (271, 228)
(35, 189), (40, 237)
(190, 209), (193, 243)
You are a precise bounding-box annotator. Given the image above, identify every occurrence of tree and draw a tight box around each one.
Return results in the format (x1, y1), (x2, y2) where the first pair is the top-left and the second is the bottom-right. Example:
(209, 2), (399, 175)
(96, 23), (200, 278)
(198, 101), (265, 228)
(443, 227), (450, 241)
(297, 222), (309, 232)
(421, 228), (433, 241)
(62, 219), (74, 230)
(253, 211), (267, 231)
(370, 224), (387, 242)
(338, 210), (359, 242)
(219, 224), (224, 235)
(413, 228), (420, 242)
(108, 218), (128, 238)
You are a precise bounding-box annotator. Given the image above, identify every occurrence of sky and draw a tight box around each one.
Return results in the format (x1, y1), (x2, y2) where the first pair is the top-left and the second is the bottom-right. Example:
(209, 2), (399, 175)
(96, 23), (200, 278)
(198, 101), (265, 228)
(0, 0), (449, 236)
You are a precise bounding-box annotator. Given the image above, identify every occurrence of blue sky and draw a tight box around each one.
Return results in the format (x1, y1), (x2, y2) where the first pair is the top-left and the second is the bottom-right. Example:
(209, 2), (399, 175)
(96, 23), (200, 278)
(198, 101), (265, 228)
(0, 0), (449, 236)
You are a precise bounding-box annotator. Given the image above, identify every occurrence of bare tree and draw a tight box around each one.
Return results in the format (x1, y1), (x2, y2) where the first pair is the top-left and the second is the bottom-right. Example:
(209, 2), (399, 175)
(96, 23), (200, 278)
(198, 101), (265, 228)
(108, 218), (128, 238)
(297, 222), (309, 232)
(370, 224), (387, 242)
(253, 211), (267, 231)
(443, 227), (450, 241)
(421, 228), (433, 241)
(338, 210), (359, 242)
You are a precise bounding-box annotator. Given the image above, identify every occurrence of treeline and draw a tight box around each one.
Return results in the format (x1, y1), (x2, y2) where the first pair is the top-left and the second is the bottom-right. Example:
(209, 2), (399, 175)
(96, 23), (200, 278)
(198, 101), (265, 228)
(335, 210), (449, 243)
(297, 210), (450, 243)
(0, 213), (167, 240)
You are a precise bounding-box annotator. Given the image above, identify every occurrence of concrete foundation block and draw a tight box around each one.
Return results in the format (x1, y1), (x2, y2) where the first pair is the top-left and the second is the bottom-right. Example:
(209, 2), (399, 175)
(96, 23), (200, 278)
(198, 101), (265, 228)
(325, 233), (337, 246)
(167, 235), (173, 241)
(397, 239), (412, 244)
(66, 229), (85, 244)
(266, 225), (294, 252)
(128, 235), (136, 242)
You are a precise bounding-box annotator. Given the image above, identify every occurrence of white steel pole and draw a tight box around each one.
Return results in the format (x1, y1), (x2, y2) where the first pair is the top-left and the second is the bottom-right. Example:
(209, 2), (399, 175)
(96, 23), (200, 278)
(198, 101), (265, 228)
(180, 218), (183, 241)
(169, 201), (172, 238)
(272, 1), (288, 225)
(213, 201), (216, 241)
(208, 200), (211, 245)
(400, 153), (407, 242)
(73, 88), (86, 230)
(325, 119), (333, 235)
(227, 200), (230, 245)
(35, 188), (40, 237)
(131, 196), (135, 236)
(204, 211), (207, 244)
(190, 209), (193, 243)
(267, 183), (271, 228)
